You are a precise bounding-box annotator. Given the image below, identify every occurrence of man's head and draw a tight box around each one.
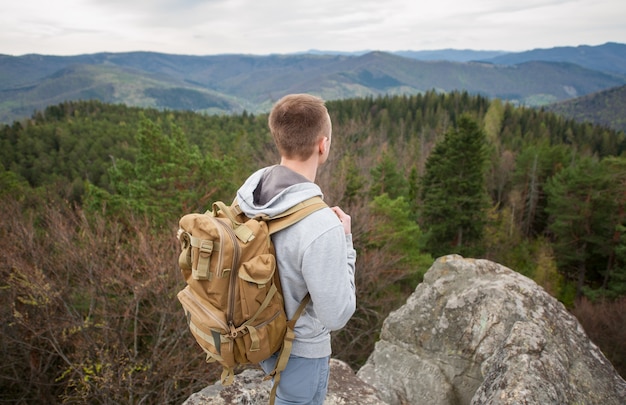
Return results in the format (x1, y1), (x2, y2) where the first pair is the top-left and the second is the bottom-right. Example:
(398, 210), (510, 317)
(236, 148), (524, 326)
(268, 94), (332, 162)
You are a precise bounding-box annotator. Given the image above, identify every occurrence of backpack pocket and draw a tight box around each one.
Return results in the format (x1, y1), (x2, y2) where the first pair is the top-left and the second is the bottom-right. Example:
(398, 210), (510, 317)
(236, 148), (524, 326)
(177, 286), (236, 368)
(237, 254), (287, 363)
(240, 308), (287, 363)
(238, 254), (277, 317)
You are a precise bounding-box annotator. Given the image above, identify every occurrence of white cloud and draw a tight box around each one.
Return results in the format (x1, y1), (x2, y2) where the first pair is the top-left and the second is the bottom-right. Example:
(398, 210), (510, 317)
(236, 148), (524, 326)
(1, 0), (624, 55)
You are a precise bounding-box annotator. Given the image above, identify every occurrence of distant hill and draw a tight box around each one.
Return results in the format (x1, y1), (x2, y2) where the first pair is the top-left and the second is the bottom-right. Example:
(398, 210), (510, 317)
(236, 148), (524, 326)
(285, 43), (625, 73)
(545, 85), (626, 133)
(482, 42), (626, 76)
(1, 43), (625, 124)
(0, 63), (239, 123)
(299, 49), (510, 61)
(394, 49), (508, 62)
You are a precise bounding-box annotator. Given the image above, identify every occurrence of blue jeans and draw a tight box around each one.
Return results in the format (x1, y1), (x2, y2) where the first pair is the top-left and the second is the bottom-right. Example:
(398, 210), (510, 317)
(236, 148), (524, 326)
(260, 353), (331, 405)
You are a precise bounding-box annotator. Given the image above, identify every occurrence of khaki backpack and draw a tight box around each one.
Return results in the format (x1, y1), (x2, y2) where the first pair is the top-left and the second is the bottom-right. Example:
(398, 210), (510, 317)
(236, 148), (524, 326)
(176, 196), (327, 402)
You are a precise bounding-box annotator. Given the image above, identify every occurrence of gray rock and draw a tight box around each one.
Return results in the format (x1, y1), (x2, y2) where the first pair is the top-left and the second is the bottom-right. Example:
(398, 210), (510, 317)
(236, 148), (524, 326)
(182, 368), (271, 405)
(183, 358), (386, 404)
(357, 255), (626, 405)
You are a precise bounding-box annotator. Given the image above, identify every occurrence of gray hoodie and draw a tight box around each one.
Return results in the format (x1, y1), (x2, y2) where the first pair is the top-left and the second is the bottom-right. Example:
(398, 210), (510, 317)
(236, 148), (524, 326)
(236, 165), (356, 358)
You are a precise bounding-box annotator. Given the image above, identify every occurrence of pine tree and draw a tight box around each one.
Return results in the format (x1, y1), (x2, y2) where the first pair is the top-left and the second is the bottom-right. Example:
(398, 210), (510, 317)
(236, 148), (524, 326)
(545, 157), (616, 298)
(420, 114), (489, 257)
(341, 154), (366, 205)
(602, 158), (626, 297)
(369, 149), (407, 199)
(407, 166), (420, 220)
(609, 225), (626, 298)
(85, 116), (237, 226)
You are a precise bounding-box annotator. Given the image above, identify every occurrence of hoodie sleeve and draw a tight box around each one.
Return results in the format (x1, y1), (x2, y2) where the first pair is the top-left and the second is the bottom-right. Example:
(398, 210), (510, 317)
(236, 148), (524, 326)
(301, 225), (356, 331)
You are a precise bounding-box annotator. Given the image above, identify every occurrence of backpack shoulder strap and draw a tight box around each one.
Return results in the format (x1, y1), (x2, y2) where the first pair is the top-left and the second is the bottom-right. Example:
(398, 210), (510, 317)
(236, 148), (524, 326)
(229, 196), (328, 234)
(266, 293), (311, 405)
(267, 197), (328, 235)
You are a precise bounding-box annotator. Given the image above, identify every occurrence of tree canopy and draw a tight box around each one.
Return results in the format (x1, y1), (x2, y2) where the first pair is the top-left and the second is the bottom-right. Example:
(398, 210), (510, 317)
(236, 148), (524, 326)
(2, 93), (626, 402)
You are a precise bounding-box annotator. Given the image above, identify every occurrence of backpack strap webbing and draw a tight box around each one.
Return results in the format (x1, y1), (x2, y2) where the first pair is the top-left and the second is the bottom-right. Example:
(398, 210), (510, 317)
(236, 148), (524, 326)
(229, 196), (328, 234)
(266, 293), (311, 405)
(267, 197), (328, 235)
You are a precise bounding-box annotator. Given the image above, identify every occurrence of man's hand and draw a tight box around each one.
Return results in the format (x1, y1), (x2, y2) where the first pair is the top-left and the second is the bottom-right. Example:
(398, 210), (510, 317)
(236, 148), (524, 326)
(331, 206), (352, 235)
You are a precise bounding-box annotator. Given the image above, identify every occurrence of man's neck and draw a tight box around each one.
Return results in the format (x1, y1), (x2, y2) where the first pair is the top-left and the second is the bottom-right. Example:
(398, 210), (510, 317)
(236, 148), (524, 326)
(279, 156), (319, 182)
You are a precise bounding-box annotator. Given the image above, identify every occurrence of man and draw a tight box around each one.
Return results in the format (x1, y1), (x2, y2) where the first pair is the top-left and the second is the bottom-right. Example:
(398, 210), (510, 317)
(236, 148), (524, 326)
(236, 94), (356, 404)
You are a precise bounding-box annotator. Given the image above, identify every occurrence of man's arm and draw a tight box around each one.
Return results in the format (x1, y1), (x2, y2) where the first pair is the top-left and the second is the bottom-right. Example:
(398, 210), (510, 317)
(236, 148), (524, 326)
(302, 221), (356, 331)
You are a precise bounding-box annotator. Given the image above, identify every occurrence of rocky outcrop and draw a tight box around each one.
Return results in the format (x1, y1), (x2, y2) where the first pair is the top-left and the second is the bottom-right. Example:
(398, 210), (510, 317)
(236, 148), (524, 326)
(357, 255), (626, 405)
(183, 255), (626, 404)
(182, 358), (385, 404)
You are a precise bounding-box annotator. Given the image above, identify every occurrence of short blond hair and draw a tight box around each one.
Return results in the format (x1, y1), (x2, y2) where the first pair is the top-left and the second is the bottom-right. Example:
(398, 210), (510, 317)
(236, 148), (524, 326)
(268, 94), (331, 160)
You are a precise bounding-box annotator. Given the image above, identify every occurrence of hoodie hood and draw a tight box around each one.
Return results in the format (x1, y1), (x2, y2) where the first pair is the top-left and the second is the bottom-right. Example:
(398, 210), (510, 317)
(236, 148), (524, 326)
(236, 165), (324, 218)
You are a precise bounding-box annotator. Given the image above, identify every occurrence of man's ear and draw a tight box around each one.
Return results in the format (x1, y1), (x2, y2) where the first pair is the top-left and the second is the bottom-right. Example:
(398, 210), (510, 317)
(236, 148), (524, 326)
(318, 136), (327, 155)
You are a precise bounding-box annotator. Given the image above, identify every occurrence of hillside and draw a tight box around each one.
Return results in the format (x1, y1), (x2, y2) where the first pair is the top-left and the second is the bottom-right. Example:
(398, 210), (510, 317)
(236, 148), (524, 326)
(483, 42), (626, 76)
(1, 45), (625, 124)
(545, 85), (626, 133)
(0, 63), (240, 123)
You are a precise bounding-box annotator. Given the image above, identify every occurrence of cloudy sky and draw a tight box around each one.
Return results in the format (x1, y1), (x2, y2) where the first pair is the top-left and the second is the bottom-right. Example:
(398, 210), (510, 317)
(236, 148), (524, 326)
(2, 0), (625, 56)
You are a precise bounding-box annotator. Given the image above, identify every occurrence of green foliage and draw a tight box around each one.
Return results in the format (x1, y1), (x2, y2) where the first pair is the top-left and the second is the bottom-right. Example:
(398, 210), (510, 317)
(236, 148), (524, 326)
(420, 114), (490, 257)
(483, 98), (505, 143)
(337, 154), (366, 205)
(584, 224), (626, 300)
(85, 116), (238, 226)
(407, 166), (420, 219)
(369, 149), (408, 199)
(532, 240), (564, 298)
(558, 281), (578, 308)
(484, 205), (529, 273)
(369, 194), (432, 281)
(0, 100), (274, 202)
(0, 168), (29, 199)
(2, 95), (624, 292)
(610, 226), (626, 297)
(545, 157), (619, 298)
(511, 143), (572, 237)
(3, 93), (626, 401)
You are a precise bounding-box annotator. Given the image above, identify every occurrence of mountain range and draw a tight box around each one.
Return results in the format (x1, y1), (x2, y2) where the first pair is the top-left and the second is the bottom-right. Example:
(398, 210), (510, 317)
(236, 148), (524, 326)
(0, 42), (625, 126)
(545, 84), (626, 133)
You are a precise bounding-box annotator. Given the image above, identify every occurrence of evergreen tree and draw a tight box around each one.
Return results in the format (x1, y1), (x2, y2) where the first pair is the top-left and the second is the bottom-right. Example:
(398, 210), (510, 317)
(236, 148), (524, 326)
(512, 143), (571, 237)
(545, 157), (616, 298)
(85, 116), (237, 226)
(420, 114), (489, 257)
(369, 149), (407, 199)
(407, 166), (420, 219)
(340, 154), (366, 205)
(609, 224), (626, 298)
(585, 157), (626, 299)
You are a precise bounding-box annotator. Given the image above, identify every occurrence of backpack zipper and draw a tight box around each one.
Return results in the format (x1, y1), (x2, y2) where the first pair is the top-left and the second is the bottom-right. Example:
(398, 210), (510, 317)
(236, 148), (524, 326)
(235, 309), (281, 338)
(215, 219), (241, 332)
(181, 287), (229, 331)
(255, 309), (280, 329)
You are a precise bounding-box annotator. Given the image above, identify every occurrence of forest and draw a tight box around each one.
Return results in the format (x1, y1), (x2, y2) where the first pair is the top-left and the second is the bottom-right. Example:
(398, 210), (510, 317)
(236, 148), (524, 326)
(1, 92), (625, 403)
